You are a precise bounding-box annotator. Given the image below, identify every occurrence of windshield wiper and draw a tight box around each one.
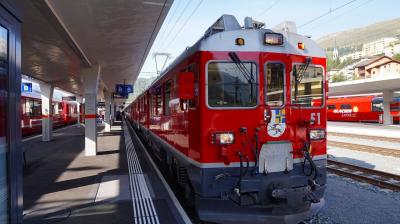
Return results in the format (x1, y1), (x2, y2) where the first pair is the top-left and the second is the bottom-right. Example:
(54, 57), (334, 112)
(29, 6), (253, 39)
(228, 52), (254, 84)
(294, 57), (311, 100)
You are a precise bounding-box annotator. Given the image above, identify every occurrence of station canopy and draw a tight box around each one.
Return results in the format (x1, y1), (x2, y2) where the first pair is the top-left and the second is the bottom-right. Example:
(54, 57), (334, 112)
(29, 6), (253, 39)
(16, 0), (172, 98)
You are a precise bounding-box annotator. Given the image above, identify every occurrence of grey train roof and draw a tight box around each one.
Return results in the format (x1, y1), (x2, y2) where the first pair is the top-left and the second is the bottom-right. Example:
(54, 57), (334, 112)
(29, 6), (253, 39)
(151, 14), (326, 87)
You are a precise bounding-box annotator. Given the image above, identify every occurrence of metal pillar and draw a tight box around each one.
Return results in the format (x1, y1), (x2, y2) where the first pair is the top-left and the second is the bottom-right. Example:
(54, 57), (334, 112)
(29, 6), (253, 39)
(104, 92), (111, 132)
(40, 83), (54, 141)
(83, 66), (101, 156)
(383, 91), (393, 125)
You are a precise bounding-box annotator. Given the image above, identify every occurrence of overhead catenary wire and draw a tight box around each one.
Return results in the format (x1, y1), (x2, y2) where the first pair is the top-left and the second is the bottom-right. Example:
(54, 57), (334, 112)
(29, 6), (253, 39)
(160, 0), (204, 52)
(156, 0), (192, 52)
(302, 0), (375, 34)
(255, 0), (280, 20)
(152, 0), (183, 51)
(298, 0), (358, 29)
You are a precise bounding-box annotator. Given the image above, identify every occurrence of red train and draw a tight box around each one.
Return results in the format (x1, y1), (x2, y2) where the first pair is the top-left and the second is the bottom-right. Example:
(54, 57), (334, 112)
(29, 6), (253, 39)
(21, 87), (79, 137)
(327, 95), (400, 124)
(125, 15), (327, 223)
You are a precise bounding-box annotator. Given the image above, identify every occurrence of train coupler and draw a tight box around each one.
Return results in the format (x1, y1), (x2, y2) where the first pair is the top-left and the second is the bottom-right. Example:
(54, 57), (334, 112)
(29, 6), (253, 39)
(271, 184), (325, 207)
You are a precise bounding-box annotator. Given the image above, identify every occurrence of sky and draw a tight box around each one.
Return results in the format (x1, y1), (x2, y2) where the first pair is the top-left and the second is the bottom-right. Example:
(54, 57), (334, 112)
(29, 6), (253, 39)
(139, 0), (400, 78)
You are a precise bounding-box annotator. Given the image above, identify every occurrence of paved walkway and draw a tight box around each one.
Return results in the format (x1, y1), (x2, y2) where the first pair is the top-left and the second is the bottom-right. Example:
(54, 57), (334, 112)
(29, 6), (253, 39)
(22, 121), (190, 224)
(23, 122), (133, 224)
(328, 121), (400, 138)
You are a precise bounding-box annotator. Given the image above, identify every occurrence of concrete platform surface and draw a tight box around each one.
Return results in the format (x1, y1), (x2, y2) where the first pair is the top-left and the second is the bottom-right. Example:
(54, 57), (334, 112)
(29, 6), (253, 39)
(23, 122), (133, 224)
(328, 121), (400, 138)
(22, 120), (190, 224)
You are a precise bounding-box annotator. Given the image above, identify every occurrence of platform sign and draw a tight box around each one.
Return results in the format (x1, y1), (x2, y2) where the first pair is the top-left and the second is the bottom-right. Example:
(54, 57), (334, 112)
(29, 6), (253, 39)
(112, 92), (127, 99)
(21, 83), (32, 92)
(62, 96), (76, 101)
(115, 84), (133, 95)
(97, 102), (105, 107)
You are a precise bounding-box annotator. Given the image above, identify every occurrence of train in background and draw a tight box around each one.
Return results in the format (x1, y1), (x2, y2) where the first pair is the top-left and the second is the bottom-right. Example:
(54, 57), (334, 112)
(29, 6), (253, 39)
(327, 95), (400, 124)
(125, 15), (327, 224)
(21, 78), (80, 137)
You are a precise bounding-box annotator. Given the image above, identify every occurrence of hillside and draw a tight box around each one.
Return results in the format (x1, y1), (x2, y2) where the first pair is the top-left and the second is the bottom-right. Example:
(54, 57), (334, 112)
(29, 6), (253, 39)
(317, 17), (400, 50)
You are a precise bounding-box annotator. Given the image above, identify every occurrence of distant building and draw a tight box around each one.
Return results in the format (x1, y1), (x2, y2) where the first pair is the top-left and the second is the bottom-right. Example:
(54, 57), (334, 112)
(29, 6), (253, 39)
(339, 51), (363, 62)
(362, 37), (398, 57)
(354, 55), (400, 79)
(384, 42), (400, 57)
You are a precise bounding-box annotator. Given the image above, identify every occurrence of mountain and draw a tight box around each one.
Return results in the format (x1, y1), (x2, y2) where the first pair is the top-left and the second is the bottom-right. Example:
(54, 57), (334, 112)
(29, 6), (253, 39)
(316, 17), (400, 50)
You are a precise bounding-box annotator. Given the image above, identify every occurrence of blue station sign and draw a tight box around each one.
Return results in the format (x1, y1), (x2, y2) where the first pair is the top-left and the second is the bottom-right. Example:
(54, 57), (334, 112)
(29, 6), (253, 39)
(115, 84), (133, 95)
(21, 83), (32, 92)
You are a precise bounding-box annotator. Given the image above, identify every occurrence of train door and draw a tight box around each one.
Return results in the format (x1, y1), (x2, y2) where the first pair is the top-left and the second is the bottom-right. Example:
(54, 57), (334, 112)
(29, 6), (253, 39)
(0, 3), (22, 223)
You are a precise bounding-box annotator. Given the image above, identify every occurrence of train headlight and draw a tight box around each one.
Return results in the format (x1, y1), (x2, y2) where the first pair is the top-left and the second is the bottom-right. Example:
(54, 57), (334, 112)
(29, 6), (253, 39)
(264, 32), (284, 45)
(212, 132), (235, 145)
(310, 129), (326, 140)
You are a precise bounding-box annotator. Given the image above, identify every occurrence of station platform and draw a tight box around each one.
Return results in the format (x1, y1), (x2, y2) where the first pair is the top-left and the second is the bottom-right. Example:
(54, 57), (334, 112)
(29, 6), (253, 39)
(22, 121), (190, 224)
(328, 121), (400, 138)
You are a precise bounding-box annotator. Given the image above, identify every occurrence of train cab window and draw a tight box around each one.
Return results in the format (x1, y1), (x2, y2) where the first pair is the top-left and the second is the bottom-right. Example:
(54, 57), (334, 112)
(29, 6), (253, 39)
(291, 65), (324, 107)
(265, 63), (284, 106)
(164, 81), (172, 115)
(327, 104), (336, 110)
(340, 104), (352, 109)
(207, 62), (257, 107)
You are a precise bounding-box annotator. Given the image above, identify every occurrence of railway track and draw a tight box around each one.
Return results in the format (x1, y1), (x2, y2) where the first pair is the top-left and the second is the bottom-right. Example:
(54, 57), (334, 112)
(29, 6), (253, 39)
(328, 141), (400, 158)
(327, 159), (400, 191)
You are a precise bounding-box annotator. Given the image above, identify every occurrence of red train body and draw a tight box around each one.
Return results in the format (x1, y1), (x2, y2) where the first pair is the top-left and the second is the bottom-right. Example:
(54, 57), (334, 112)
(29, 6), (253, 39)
(126, 15), (327, 223)
(21, 95), (79, 137)
(327, 95), (400, 124)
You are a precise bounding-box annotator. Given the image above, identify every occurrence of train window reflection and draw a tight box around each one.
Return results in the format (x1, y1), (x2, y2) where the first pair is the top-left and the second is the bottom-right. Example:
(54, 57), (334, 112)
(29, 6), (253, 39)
(372, 97), (383, 112)
(207, 62), (257, 108)
(164, 81), (172, 115)
(291, 65), (324, 107)
(265, 63), (284, 106)
(340, 104), (352, 109)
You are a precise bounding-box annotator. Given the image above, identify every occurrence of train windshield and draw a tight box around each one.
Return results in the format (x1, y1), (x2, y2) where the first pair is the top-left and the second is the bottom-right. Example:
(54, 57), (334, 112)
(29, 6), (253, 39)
(207, 62), (257, 107)
(291, 65), (324, 107)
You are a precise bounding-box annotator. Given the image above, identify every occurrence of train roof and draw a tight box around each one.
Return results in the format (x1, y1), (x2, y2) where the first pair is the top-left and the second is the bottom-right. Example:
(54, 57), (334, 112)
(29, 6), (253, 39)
(150, 14), (325, 89)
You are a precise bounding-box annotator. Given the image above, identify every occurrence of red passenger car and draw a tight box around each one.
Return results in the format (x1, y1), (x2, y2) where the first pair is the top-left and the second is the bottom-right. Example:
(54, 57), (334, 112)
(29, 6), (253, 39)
(126, 15), (327, 223)
(21, 92), (79, 137)
(327, 95), (400, 124)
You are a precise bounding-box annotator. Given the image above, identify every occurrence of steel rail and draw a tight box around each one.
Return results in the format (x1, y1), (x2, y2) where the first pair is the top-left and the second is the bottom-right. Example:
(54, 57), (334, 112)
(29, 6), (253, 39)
(327, 159), (400, 191)
(328, 141), (400, 158)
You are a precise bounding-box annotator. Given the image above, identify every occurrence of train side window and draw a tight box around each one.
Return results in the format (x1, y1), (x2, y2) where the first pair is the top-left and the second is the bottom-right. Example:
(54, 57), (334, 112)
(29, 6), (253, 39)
(327, 105), (336, 110)
(156, 87), (162, 115)
(21, 98), (27, 115)
(149, 94), (154, 116)
(265, 63), (284, 107)
(340, 104), (352, 109)
(164, 81), (172, 115)
(32, 99), (42, 116)
(371, 98), (383, 112)
(291, 65), (324, 107)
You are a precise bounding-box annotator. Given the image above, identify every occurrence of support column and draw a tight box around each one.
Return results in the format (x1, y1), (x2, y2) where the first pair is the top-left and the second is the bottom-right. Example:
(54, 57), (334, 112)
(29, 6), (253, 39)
(110, 100), (115, 125)
(104, 92), (111, 132)
(76, 96), (83, 124)
(83, 66), (101, 156)
(40, 83), (54, 142)
(383, 91), (393, 125)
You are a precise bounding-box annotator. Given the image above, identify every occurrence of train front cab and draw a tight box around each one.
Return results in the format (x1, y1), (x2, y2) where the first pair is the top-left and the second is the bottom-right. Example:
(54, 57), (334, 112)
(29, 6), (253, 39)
(185, 51), (327, 223)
